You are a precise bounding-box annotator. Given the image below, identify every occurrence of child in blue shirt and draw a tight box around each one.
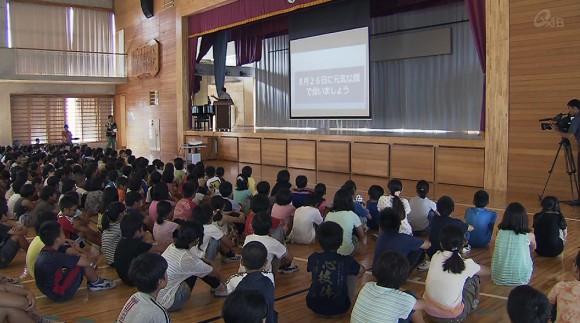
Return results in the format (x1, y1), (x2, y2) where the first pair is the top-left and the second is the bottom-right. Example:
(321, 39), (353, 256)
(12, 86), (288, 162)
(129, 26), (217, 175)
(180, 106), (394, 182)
(366, 185), (384, 230)
(465, 190), (497, 248)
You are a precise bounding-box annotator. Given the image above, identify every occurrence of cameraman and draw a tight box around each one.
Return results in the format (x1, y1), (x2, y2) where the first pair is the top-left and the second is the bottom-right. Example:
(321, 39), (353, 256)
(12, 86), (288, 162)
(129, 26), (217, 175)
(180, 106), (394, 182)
(557, 99), (580, 171)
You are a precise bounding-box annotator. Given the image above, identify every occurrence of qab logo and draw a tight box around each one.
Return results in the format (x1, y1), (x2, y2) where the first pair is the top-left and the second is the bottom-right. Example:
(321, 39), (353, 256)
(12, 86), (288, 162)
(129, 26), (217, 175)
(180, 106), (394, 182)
(534, 9), (564, 28)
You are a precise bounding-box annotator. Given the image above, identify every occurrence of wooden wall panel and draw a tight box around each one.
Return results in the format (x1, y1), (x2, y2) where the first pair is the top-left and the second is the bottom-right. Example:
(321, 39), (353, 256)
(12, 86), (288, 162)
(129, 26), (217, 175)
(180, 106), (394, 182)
(288, 140), (316, 170)
(436, 147), (484, 187)
(391, 145), (434, 181)
(239, 138), (261, 164)
(114, 2), (177, 161)
(261, 139), (287, 167)
(508, 0), (580, 197)
(317, 141), (350, 173)
(351, 143), (389, 178)
(217, 137), (238, 161)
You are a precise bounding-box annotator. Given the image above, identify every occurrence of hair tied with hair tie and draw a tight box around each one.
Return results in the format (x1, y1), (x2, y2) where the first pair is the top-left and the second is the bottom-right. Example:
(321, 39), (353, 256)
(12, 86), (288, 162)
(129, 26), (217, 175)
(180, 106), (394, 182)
(236, 176), (244, 181)
(394, 191), (401, 197)
(213, 209), (220, 215)
(451, 247), (459, 252)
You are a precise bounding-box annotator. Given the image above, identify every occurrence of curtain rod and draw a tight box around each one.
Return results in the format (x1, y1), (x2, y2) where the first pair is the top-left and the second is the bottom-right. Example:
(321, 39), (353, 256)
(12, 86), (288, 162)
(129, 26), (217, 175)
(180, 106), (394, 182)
(10, 0), (114, 12)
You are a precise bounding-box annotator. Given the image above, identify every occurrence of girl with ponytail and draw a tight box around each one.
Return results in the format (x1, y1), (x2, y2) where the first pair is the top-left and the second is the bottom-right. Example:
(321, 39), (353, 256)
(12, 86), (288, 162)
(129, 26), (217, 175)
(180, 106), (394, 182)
(424, 224), (489, 322)
(377, 179), (413, 235)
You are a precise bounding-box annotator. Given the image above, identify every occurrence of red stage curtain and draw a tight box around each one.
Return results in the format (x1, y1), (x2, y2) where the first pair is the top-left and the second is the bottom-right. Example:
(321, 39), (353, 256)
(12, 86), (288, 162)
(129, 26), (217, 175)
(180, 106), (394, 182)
(187, 36), (198, 129)
(231, 18), (288, 66)
(465, 0), (486, 131)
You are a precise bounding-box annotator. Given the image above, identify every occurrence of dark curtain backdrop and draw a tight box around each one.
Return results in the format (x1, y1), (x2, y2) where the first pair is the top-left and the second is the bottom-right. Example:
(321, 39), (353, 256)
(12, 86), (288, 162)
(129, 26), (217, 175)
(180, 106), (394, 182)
(213, 30), (229, 96)
(187, 36), (198, 129)
(465, 0), (486, 131)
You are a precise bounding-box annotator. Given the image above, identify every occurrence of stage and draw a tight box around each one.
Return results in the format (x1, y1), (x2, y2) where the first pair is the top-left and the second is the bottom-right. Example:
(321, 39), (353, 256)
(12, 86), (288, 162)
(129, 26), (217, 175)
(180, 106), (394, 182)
(184, 127), (485, 188)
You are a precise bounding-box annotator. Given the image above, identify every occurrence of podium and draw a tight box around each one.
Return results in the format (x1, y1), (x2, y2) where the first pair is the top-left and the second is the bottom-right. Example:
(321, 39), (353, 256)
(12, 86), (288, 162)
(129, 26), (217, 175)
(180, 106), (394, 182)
(214, 99), (233, 132)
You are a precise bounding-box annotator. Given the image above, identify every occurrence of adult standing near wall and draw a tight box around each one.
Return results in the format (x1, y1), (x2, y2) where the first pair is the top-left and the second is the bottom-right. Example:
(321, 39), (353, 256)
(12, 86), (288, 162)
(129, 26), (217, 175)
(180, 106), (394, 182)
(61, 125), (72, 145)
(105, 115), (118, 150)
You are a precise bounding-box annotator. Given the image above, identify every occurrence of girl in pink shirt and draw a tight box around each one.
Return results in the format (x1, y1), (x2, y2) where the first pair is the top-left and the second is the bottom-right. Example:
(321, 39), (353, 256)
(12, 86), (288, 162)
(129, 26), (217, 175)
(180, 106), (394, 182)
(271, 188), (296, 237)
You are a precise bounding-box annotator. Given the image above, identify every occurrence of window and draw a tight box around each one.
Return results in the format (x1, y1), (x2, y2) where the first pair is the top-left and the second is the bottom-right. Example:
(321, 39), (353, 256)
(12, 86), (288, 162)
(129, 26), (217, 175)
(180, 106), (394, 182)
(11, 95), (113, 144)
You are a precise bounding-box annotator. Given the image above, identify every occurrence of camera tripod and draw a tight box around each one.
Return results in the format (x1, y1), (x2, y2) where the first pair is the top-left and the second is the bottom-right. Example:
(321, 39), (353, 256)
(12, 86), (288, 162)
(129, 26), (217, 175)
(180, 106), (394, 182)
(539, 138), (580, 204)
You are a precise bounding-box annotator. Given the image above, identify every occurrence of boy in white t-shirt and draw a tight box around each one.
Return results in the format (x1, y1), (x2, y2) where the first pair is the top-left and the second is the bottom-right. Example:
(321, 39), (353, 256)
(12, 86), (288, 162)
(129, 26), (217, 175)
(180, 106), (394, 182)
(288, 195), (323, 244)
(241, 211), (297, 279)
(117, 253), (170, 323)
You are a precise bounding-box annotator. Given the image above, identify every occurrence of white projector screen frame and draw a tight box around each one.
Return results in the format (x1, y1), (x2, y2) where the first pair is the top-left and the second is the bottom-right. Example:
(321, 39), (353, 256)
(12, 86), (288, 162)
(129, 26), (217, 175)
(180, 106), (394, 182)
(290, 27), (370, 119)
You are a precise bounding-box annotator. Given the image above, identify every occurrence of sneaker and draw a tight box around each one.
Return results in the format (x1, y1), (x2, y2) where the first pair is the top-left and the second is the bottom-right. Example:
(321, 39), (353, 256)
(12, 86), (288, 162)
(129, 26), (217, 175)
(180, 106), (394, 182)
(213, 283), (229, 297)
(88, 278), (116, 291)
(417, 260), (430, 272)
(279, 263), (299, 274)
(472, 299), (480, 310)
(222, 254), (241, 263)
(462, 245), (472, 255)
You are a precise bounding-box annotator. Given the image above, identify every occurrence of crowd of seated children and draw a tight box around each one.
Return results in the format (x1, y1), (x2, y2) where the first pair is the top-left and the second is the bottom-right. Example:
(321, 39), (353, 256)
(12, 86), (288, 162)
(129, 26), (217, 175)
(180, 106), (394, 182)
(226, 241), (277, 322)
(1, 143), (579, 323)
(117, 253), (170, 323)
(290, 175), (313, 208)
(352, 251), (426, 323)
(533, 196), (567, 257)
(306, 221), (364, 317)
(377, 179), (413, 235)
(491, 202), (535, 286)
(288, 194), (323, 244)
(408, 180), (436, 236)
(324, 189), (366, 256)
(157, 221), (228, 312)
(465, 190), (497, 248)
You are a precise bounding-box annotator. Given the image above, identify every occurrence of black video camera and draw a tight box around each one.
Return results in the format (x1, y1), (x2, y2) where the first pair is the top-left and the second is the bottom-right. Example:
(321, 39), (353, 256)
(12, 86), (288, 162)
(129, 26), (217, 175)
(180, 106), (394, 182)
(540, 113), (571, 132)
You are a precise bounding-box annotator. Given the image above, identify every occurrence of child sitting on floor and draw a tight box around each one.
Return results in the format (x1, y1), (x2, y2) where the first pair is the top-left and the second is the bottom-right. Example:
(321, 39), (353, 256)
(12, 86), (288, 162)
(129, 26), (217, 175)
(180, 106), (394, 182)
(117, 253), (170, 323)
(101, 202), (125, 267)
(306, 221), (364, 317)
(408, 180), (436, 236)
(465, 190), (497, 248)
(491, 202), (535, 286)
(378, 179), (413, 235)
(35, 221), (115, 301)
(548, 249), (580, 322)
(153, 200), (179, 246)
(427, 196), (474, 258)
(227, 241), (277, 323)
(352, 251), (427, 323)
(366, 184), (384, 230)
(533, 196), (567, 257)
(288, 194), (323, 244)
(291, 175), (313, 208)
(508, 285), (551, 323)
(424, 224), (489, 322)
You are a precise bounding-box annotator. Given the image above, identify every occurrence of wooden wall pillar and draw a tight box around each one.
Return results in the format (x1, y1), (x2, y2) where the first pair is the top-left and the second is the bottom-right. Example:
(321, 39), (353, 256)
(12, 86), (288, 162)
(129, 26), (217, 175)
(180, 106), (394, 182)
(484, 0), (509, 191)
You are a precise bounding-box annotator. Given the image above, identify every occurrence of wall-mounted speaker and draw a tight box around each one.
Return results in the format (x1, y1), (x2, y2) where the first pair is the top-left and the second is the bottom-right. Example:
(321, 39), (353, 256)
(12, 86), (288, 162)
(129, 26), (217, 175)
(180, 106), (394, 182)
(141, 0), (154, 18)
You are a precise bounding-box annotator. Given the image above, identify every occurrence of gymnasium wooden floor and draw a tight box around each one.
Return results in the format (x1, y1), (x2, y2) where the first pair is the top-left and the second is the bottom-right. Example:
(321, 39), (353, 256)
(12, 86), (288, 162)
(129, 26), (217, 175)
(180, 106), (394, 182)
(2, 160), (579, 323)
